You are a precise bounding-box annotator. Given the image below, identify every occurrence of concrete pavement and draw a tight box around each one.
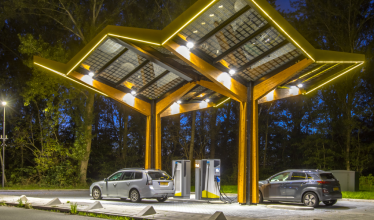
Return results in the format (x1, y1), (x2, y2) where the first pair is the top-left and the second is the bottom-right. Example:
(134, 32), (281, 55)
(1, 190), (374, 219)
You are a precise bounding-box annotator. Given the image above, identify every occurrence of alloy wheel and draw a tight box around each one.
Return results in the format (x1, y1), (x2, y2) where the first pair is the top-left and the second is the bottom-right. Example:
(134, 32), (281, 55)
(93, 188), (101, 200)
(130, 189), (140, 202)
(303, 192), (319, 207)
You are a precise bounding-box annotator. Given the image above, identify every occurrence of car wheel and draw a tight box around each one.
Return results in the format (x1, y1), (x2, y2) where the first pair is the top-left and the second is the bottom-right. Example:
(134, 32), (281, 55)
(92, 187), (102, 200)
(303, 192), (319, 208)
(259, 191), (263, 203)
(323, 200), (337, 206)
(130, 189), (141, 203)
(157, 197), (168, 202)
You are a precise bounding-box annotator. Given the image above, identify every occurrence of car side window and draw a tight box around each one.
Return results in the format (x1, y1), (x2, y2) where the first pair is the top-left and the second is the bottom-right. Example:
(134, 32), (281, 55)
(291, 172), (306, 180)
(307, 174), (319, 180)
(122, 172), (134, 180)
(134, 172), (143, 180)
(270, 172), (291, 182)
(109, 172), (123, 181)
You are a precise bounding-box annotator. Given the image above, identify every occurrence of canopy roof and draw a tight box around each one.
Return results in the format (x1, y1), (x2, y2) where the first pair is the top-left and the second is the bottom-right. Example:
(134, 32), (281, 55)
(34, 0), (365, 111)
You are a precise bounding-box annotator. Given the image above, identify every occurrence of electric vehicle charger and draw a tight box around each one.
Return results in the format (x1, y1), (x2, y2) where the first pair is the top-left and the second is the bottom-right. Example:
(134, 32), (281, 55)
(172, 160), (191, 199)
(195, 159), (221, 200)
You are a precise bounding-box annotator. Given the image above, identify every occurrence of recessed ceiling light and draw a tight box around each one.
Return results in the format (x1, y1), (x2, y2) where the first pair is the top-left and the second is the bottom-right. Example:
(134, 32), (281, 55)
(218, 5), (223, 8)
(209, 14), (215, 17)
(89, 72), (94, 77)
(186, 42), (194, 49)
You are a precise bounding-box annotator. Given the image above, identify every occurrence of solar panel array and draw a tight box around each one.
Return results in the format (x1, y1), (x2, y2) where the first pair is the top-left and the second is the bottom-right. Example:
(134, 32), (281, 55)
(78, 0), (345, 104)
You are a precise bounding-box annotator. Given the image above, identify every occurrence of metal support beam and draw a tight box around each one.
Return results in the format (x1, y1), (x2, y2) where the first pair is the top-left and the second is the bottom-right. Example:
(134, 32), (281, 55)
(150, 100), (156, 169)
(138, 70), (170, 94)
(69, 71), (151, 116)
(254, 58), (313, 100)
(95, 48), (128, 76)
(186, 88), (209, 102)
(164, 40), (247, 102)
(238, 40), (289, 72)
(195, 5), (251, 46)
(246, 81), (254, 205)
(254, 55), (305, 85)
(115, 60), (150, 86)
(145, 115), (152, 169)
(213, 24), (271, 63)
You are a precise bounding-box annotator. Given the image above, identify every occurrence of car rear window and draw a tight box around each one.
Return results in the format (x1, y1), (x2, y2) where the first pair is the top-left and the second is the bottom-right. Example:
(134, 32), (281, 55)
(148, 172), (172, 180)
(319, 173), (337, 181)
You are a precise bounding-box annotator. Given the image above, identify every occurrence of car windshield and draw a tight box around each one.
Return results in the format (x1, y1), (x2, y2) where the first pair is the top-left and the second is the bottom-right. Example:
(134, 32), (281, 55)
(147, 171), (172, 180)
(320, 173), (337, 181)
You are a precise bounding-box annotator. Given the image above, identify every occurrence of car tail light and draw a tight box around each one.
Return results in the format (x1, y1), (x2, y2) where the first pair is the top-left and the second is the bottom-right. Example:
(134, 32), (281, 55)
(147, 180), (153, 185)
(322, 188), (329, 193)
(317, 181), (330, 184)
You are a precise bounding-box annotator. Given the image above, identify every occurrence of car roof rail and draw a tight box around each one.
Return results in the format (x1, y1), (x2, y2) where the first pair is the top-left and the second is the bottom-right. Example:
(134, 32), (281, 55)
(120, 168), (145, 170)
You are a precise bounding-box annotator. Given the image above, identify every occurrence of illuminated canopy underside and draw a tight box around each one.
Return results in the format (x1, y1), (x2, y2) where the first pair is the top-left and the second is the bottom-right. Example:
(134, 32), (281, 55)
(33, 0), (365, 107)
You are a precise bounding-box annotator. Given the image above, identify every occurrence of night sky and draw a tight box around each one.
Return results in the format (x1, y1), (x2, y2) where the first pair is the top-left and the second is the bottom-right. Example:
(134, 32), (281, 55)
(276, 0), (293, 11)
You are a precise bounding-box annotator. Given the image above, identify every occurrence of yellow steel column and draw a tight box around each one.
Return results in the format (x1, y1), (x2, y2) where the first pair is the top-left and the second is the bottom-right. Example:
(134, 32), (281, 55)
(237, 101), (247, 204)
(145, 116), (152, 169)
(251, 100), (259, 203)
(155, 114), (162, 169)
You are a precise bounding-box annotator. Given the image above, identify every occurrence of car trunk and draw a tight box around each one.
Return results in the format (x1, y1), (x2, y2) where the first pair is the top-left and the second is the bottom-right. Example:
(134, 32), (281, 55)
(152, 180), (174, 190)
(319, 173), (341, 194)
(147, 171), (174, 191)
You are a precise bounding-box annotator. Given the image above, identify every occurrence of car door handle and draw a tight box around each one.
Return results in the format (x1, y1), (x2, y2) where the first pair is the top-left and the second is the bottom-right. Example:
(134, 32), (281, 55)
(113, 183), (117, 186)
(126, 182), (130, 186)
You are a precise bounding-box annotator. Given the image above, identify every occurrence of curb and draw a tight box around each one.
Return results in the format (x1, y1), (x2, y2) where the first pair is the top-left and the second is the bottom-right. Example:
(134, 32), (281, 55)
(341, 198), (374, 203)
(265, 205), (313, 210)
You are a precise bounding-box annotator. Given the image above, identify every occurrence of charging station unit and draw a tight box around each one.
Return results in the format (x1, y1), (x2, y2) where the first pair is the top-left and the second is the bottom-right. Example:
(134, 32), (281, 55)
(172, 160), (191, 199)
(195, 159), (221, 200)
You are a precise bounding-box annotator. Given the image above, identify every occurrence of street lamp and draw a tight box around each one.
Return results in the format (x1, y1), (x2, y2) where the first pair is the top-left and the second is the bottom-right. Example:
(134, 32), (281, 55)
(1, 101), (6, 188)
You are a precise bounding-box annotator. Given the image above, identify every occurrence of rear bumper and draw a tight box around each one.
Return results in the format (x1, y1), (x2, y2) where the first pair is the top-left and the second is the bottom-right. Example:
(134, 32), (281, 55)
(321, 192), (342, 201)
(141, 188), (174, 198)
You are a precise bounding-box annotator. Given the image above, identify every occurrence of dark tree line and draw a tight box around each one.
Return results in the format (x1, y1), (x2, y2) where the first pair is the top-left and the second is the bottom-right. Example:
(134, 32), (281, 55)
(0, 0), (373, 187)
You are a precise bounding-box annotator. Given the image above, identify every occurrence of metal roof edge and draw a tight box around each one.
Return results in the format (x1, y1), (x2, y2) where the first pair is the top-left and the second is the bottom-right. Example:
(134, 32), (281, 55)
(314, 49), (365, 63)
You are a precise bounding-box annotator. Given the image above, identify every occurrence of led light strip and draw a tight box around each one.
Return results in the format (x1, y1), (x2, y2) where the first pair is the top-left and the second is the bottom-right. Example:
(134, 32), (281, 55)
(298, 64), (327, 79)
(215, 97), (230, 107)
(251, 0), (314, 61)
(67, 35), (108, 75)
(34, 62), (108, 97)
(161, 0), (217, 45)
(108, 34), (160, 46)
(316, 61), (364, 64)
(305, 62), (364, 95)
(302, 63), (339, 83)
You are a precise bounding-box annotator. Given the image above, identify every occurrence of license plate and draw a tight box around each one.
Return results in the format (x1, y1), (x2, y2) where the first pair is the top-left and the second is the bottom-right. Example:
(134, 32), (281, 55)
(160, 182), (168, 186)
(333, 187), (339, 191)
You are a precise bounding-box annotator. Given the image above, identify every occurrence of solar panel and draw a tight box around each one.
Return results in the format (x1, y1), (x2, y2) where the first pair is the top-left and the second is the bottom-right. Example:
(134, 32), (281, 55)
(82, 38), (125, 72)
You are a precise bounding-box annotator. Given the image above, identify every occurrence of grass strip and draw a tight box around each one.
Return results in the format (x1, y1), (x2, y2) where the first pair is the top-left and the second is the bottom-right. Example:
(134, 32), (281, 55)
(78, 212), (135, 220)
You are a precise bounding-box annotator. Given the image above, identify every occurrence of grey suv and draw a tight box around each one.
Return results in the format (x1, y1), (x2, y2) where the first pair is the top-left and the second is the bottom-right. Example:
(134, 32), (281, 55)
(259, 169), (342, 207)
(90, 168), (174, 202)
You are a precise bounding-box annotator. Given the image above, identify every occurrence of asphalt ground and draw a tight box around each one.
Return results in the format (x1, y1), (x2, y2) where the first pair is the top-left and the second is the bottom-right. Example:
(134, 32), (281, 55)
(1, 190), (374, 219)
